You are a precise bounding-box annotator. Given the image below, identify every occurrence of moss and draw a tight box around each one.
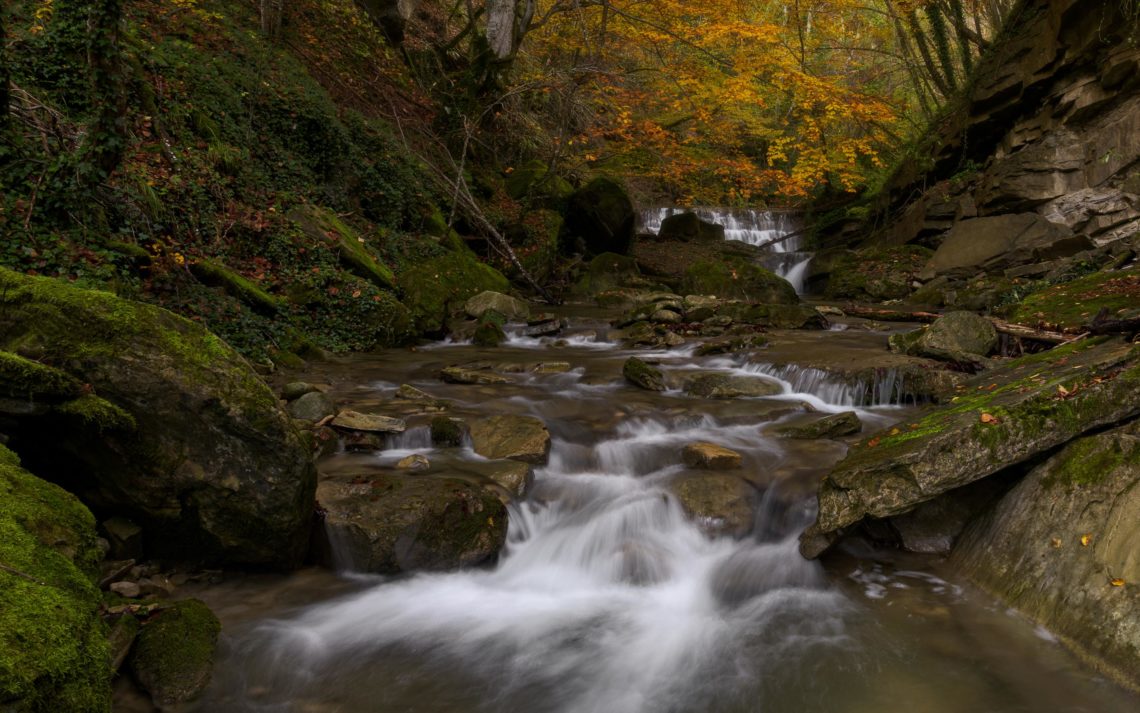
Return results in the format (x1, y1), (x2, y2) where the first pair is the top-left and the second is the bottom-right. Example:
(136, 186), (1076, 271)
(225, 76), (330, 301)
(824, 245), (932, 301)
(0, 445), (111, 712)
(290, 206), (397, 291)
(473, 310), (507, 347)
(430, 416), (465, 447)
(129, 599), (221, 707)
(573, 252), (642, 295)
(1008, 270), (1140, 331)
(400, 251), (510, 334)
(56, 394), (137, 433)
(0, 350), (83, 401)
(1042, 435), (1130, 489)
(189, 259), (282, 315)
(622, 357), (666, 391)
(680, 259), (798, 304)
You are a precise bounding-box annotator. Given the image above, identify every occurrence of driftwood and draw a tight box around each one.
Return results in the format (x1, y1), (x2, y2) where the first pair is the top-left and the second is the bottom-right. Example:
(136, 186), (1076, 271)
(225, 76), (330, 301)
(841, 304), (941, 323)
(989, 319), (1069, 345)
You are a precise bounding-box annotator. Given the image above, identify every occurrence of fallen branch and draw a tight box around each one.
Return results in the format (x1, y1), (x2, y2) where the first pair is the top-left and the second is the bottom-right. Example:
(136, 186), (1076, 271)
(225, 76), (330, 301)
(989, 319), (1069, 345)
(842, 304), (941, 322)
(0, 562), (48, 586)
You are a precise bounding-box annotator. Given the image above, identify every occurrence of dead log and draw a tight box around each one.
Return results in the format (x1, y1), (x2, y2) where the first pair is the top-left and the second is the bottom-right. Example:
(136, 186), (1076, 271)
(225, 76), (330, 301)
(842, 304), (941, 322)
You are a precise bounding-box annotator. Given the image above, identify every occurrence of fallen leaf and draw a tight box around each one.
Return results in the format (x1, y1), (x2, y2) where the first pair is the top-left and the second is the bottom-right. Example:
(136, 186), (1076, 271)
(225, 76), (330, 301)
(1080, 533), (1092, 547)
(867, 437), (881, 448)
(1057, 384), (1070, 397)
(1050, 537), (1062, 549)
(1110, 578), (1125, 587)
(980, 412), (999, 424)
(890, 428), (901, 436)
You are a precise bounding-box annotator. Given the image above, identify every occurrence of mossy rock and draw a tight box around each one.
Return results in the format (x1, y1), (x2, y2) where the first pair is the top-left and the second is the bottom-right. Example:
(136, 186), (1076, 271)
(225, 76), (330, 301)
(473, 310), (508, 347)
(0, 269), (316, 568)
(824, 246), (933, 302)
(504, 160), (574, 206)
(290, 205), (396, 290)
(658, 212), (725, 242)
(574, 252), (644, 296)
(623, 357), (666, 392)
(680, 259), (798, 305)
(0, 350), (83, 403)
(561, 177), (636, 256)
(1007, 269), (1140, 332)
(0, 445), (111, 712)
(401, 252), (510, 334)
(716, 303), (826, 329)
(189, 258), (282, 315)
(129, 599), (221, 708)
(431, 416), (467, 447)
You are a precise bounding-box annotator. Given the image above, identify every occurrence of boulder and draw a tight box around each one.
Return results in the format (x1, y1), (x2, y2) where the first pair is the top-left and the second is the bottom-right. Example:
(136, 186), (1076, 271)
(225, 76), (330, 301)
(685, 374), (781, 399)
(396, 454), (431, 472)
(681, 259), (798, 304)
(951, 424), (1140, 689)
(317, 474), (508, 573)
(669, 474), (757, 538)
(889, 311), (998, 367)
(801, 338), (1140, 558)
(439, 366), (510, 385)
(694, 334), (769, 356)
(777, 411), (862, 440)
(468, 415), (551, 464)
(0, 445), (110, 712)
(482, 460), (534, 499)
(472, 310), (508, 347)
(0, 269), (316, 567)
(561, 177), (636, 256)
(431, 416), (467, 446)
(281, 382), (320, 401)
(288, 391), (336, 422)
(658, 212), (726, 242)
(716, 303), (827, 329)
(623, 357), (666, 392)
(400, 251), (510, 334)
(920, 214), (1091, 279)
(331, 410), (407, 434)
(464, 291), (530, 321)
(681, 442), (743, 470)
(129, 599), (220, 708)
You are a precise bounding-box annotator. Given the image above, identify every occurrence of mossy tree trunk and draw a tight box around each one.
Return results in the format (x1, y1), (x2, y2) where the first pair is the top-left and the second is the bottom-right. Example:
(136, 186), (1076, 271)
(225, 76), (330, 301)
(81, 0), (127, 184)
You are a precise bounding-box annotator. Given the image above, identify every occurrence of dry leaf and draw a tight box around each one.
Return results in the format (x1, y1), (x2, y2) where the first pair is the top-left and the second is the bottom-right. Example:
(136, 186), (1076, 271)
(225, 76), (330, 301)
(1080, 533), (1092, 547)
(980, 412), (999, 424)
(1050, 537), (1062, 549)
(1110, 578), (1125, 587)
(890, 428), (901, 436)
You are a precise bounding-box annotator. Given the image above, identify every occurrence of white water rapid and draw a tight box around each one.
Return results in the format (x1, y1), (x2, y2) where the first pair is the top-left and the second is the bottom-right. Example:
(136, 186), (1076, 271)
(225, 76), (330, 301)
(639, 208), (813, 294)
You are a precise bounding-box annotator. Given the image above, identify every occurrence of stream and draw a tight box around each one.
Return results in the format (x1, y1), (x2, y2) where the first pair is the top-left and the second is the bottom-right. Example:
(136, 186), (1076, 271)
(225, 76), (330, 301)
(179, 310), (1138, 713)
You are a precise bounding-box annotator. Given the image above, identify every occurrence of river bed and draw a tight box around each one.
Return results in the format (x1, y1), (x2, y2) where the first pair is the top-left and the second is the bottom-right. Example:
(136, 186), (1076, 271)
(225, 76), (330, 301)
(174, 309), (1137, 713)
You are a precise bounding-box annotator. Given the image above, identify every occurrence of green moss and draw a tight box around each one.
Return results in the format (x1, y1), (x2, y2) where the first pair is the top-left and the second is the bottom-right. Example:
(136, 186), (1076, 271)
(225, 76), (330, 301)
(1009, 270), (1140, 331)
(825, 245), (933, 301)
(189, 259), (282, 315)
(56, 394), (137, 433)
(473, 310), (507, 347)
(0, 350), (83, 401)
(430, 416), (465, 447)
(400, 252), (510, 334)
(1043, 435), (1131, 489)
(129, 599), (220, 707)
(0, 445), (111, 712)
(680, 259), (797, 304)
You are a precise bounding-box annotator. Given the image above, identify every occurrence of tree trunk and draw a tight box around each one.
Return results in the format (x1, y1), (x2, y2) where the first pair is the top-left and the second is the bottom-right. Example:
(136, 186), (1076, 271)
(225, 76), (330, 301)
(84, 0), (127, 182)
(0, 9), (9, 136)
(486, 0), (517, 59)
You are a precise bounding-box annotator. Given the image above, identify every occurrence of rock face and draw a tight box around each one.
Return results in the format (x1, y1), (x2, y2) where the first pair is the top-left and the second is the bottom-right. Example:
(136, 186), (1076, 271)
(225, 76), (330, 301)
(0, 445), (110, 712)
(562, 177), (636, 256)
(129, 599), (221, 708)
(468, 415), (551, 464)
(920, 214), (1089, 278)
(317, 474), (508, 573)
(0, 269), (316, 568)
(951, 424), (1140, 690)
(658, 212), (726, 242)
(801, 338), (1140, 558)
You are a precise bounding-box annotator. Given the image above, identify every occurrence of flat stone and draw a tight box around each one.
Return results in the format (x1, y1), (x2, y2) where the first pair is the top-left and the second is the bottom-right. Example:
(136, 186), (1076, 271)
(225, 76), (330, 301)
(396, 454), (431, 472)
(669, 474), (756, 538)
(777, 411), (862, 440)
(681, 442), (744, 470)
(439, 366), (510, 384)
(482, 460), (534, 498)
(468, 415), (551, 464)
(685, 373), (781, 399)
(623, 357), (666, 391)
(395, 384), (433, 400)
(110, 581), (141, 598)
(331, 410), (407, 434)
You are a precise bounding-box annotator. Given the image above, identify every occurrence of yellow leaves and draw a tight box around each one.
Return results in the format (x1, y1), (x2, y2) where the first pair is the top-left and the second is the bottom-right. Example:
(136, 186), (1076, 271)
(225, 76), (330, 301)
(980, 412), (1000, 425)
(1080, 533), (1092, 547)
(1110, 578), (1126, 587)
(1050, 537), (1062, 549)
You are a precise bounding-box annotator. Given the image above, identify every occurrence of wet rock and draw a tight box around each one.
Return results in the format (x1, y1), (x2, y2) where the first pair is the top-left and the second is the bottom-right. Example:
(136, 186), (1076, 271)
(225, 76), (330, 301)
(650, 308), (682, 324)
(801, 338), (1140, 558)
(623, 357), (666, 392)
(343, 431), (384, 452)
(473, 310), (508, 347)
(521, 318), (563, 337)
(431, 416), (467, 447)
(681, 442), (743, 470)
(0, 269), (315, 567)
(108, 614), (140, 673)
(717, 302), (827, 329)
(129, 599), (221, 708)
(396, 454), (431, 472)
(439, 366), (510, 385)
(482, 460), (534, 499)
(658, 211), (726, 242)
(889, 311), (998, 364)
(137, 574), (177, 598)
(694, 334), (769, 356)
(685, 373), (781, 399)
(888, 477), (1009, 554)
(468, 415), (551, 464)
(951, 424), (1140, 688)
(683, 294), (720, 314)
(777, 411), (862, 440)
(464, 291), (530, 321)
(669, 474), (756, 538)
(281, 381), (320, 401)
(317, 474), (508, 573)
(102, 516), (143, 561)
(681, 259), (798, 304)
(110, 581), (141, 598)
(395, 384), (433, 400)
(533, 361), (572, 373)
(287, 390), (337, 422)
(619, 321), (664, 349)
(331, 410), (406, 434)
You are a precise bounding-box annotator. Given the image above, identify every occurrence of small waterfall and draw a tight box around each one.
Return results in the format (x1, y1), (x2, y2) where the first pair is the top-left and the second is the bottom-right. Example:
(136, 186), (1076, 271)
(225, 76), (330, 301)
(638, 207), (813, 294)
(744, 363), (917, 407)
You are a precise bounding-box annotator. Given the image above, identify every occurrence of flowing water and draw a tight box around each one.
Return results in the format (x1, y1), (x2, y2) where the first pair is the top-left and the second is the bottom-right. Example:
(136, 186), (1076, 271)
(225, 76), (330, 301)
(638, 208), (813, 293)
(181, 311), (1138, 713)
